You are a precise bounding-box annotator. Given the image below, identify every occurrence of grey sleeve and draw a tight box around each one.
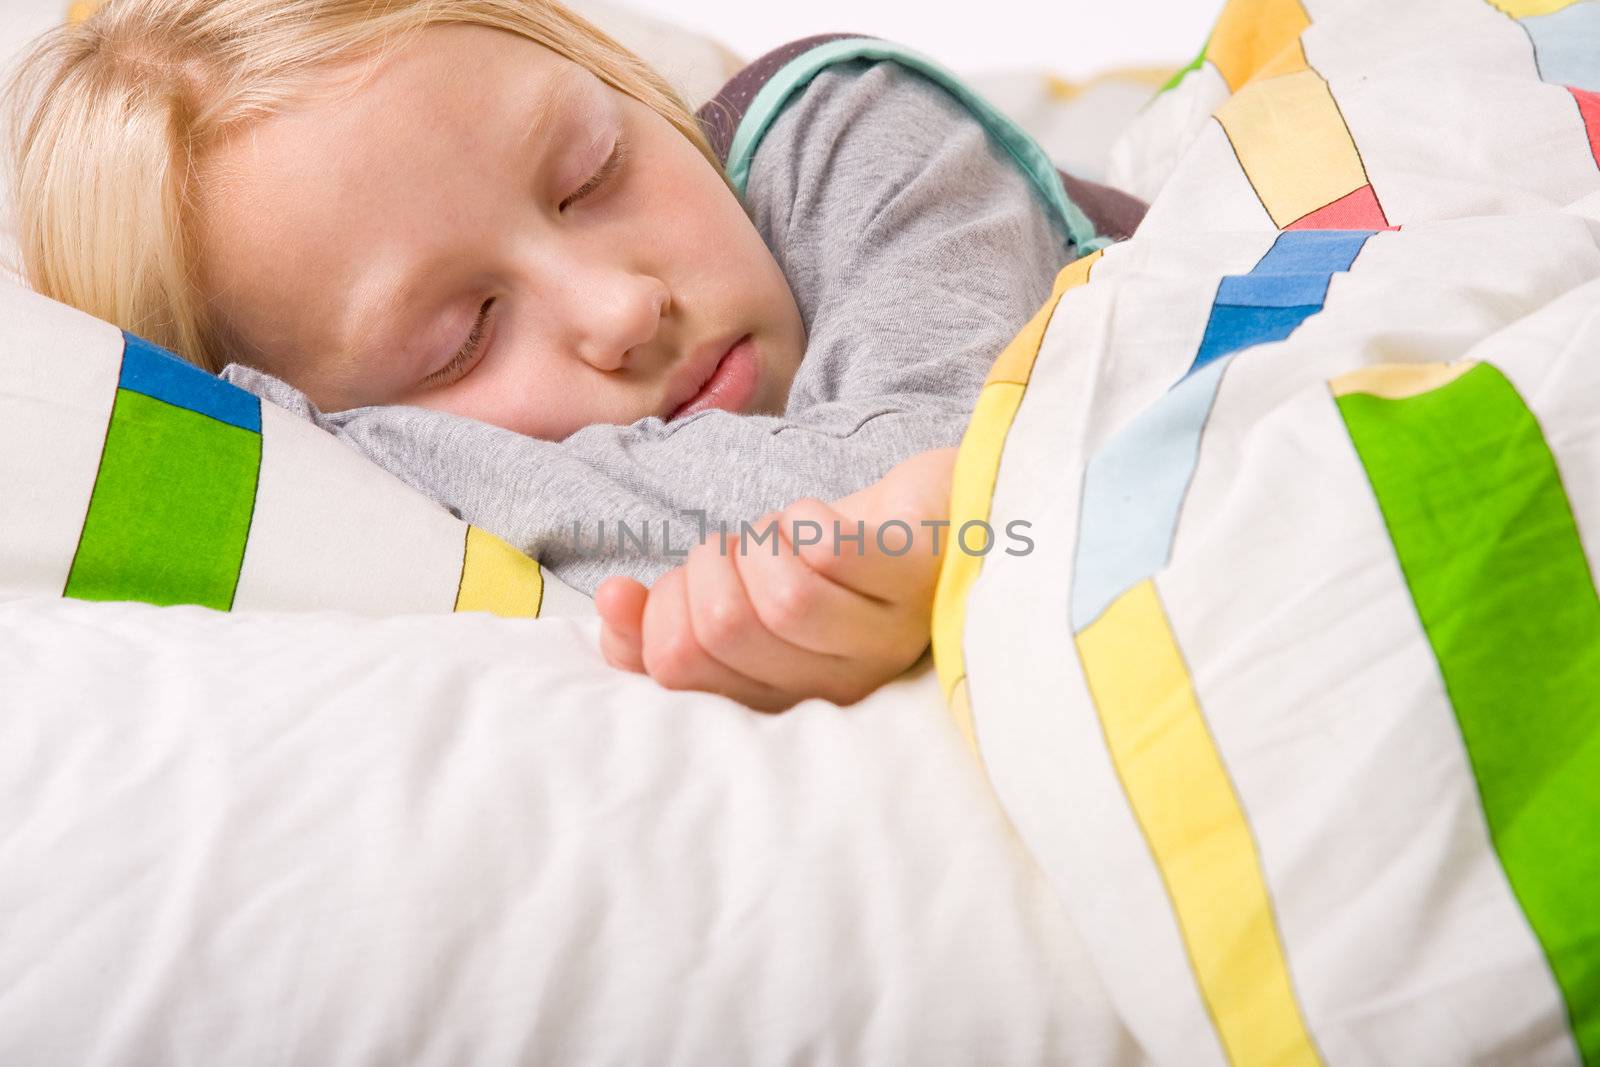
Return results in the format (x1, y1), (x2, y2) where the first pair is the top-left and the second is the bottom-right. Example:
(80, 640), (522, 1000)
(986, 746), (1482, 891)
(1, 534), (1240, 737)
(219, 60), (1075, 598)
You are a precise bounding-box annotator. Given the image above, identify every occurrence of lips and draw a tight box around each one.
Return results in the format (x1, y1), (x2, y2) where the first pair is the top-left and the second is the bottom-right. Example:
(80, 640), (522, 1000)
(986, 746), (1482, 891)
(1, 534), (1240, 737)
(667, 333), (758, 421)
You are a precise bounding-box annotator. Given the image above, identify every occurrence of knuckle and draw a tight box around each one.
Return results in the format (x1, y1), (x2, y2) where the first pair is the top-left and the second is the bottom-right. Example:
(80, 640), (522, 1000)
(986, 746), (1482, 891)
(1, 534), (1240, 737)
(599, 637), (633, 671)
(801, 537), (848, 577)
(780, 498), (824, 532)
(695, 593), (746, 649)
(642, 634), (701, 688)
(760, 576), (816, 632)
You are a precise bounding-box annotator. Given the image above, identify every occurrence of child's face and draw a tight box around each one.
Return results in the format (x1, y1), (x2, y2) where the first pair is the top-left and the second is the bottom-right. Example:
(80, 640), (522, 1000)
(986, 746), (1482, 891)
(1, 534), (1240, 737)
(193, 23), (807, 438)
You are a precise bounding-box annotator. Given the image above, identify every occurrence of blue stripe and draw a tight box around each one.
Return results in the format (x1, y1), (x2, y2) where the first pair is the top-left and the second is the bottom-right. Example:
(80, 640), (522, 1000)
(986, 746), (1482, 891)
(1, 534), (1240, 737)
(118, 333), (262, 433)
(1070, 228), (1381, 628)
(1254, 229), (1371, 275)
(1070, 356), (1231, 631)
(1189, 230), (1375, 374)
(1522, 3), (1600, 92)
(1216, 273), (1332, 308)
(1194, 304), (1322, 371)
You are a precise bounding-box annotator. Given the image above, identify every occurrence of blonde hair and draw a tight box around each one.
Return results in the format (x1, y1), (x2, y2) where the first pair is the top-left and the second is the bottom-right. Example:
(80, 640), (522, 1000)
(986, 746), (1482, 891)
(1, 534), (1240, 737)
(6, 0), (725, 371)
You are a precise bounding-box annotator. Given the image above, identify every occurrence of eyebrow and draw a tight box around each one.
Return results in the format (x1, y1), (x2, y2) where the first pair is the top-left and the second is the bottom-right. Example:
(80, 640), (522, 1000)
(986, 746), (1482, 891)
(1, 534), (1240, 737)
(522, 64), (589, 152)
(341, 67), (593, 384)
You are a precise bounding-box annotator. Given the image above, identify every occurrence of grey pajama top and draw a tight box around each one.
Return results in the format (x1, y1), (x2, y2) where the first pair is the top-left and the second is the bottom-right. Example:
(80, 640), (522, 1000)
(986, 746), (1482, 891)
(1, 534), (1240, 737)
(221, 58), (1079, 596)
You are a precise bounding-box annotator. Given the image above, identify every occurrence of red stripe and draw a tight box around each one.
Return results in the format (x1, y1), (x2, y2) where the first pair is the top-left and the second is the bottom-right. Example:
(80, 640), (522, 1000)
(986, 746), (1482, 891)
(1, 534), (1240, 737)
(1285, 184), (1396, 231)
(1571, 87), (1600, 169)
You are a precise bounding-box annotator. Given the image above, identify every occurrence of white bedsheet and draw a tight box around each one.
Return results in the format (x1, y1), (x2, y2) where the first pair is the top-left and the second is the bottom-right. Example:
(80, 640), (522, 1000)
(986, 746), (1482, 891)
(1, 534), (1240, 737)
(0, 595), (1135, 1065)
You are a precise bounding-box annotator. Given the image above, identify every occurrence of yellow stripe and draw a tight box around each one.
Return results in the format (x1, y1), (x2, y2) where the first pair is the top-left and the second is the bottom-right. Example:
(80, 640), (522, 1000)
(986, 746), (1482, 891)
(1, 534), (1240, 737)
(1252, 37), (1311, 81)
(1488, 0), (1583, 15)
(948, 676), (977, 753)
(1207, 0), (1312, 92)
(987, 252), (1101, 386)
(1216, 64), (1369, 229)
(933, 381), (1024, 714)
(1076, 580), (1322, 1067)
(454, 525), (545, 619)
(1045, 67), (1183, 101)
(932, 253), (1101, 750)
(1329, 360), (1476, 400)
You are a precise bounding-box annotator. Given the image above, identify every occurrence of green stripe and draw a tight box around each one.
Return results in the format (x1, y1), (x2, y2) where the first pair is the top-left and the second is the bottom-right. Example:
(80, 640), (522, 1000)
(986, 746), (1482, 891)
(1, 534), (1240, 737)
(1336, 362), (1600, 1064)
(723, 37), (1111, 255)
(65, 388), (260, 611)
(1158, 34), (1211, 95)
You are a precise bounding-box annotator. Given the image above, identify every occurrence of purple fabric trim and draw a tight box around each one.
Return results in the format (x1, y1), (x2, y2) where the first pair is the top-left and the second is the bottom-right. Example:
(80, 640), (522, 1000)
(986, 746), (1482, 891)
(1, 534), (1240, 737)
(1058, 169), (1149, 243)
(694, 33), (875, 163)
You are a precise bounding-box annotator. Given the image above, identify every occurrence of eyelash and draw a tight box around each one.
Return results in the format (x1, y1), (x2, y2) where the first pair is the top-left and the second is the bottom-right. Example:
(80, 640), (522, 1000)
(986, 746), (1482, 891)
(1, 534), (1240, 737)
(560, 134), (628, 212)
(424, 298), (493, 387)
(420, 138), (627, 389)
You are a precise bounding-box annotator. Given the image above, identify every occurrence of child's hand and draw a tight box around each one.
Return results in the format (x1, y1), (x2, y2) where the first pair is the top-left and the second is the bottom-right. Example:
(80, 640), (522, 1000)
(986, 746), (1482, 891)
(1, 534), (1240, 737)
(594, 447), (959, 711)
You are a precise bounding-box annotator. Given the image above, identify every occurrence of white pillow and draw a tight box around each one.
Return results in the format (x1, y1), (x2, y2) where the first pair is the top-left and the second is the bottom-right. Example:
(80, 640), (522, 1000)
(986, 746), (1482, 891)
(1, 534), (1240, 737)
(0, 594), (1134, 1064)
(568, 0), (744, 109)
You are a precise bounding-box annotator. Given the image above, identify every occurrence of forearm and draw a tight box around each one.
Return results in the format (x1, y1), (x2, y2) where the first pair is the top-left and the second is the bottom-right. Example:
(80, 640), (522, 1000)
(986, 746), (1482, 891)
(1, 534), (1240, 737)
(220, 362), (972, 595)
(332, 403), (973, 595)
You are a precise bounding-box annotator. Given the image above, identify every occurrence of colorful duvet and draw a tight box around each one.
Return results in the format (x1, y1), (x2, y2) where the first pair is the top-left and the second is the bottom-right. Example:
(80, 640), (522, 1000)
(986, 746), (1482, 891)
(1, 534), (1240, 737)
(932, 0), (1600, 1063)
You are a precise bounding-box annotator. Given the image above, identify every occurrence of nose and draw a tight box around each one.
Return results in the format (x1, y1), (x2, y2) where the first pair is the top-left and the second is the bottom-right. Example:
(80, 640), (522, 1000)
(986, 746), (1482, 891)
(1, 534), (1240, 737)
(568, 266), (671, 373)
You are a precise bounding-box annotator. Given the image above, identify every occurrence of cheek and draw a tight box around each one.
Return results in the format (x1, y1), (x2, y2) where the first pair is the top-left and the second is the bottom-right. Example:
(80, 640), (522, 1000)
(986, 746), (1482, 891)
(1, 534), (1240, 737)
(448, 358), (562, 436)
(642, 147), (758, 258)
(439, 343), (631, 439)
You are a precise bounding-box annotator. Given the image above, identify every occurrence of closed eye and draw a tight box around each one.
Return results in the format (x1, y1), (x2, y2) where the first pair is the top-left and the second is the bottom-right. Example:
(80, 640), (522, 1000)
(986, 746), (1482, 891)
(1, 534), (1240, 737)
(422, 298), (494, 387)
(560, 135), (628, 213)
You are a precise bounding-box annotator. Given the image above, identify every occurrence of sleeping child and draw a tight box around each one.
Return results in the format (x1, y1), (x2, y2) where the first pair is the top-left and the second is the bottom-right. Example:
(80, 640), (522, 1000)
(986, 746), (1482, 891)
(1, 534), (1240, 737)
(6, 0), (1116, 711)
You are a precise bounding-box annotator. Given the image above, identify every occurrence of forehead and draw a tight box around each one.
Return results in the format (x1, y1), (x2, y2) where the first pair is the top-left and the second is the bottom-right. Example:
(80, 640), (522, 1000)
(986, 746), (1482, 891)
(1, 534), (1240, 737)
(202, 24), (593, 199)
(191, 23), (602, 380)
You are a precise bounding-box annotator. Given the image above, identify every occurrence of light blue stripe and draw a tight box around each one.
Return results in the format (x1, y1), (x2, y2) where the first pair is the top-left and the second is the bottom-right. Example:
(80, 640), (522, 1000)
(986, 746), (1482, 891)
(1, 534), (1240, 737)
(1070, 356), (1230, 631)
(1522, 3), (1600, 92)
(722, 37), (1110, 255)
(1070, 229), (1378, 629)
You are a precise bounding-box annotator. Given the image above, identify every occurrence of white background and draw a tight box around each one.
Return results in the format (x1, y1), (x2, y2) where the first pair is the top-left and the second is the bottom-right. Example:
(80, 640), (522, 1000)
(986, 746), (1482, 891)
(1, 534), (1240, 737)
(1, 0), (1215, 79)
(622, 0), (1213, 76)
(0, 1), (57, 64)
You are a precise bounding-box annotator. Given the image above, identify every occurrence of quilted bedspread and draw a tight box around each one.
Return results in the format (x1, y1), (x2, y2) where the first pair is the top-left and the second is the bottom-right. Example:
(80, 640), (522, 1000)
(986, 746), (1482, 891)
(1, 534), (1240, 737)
(931, 0), (1600, 1063)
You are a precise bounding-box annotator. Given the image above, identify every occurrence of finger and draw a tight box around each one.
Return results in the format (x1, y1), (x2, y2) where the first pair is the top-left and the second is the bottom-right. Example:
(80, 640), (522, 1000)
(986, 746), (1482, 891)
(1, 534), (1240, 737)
(594, 575), (648, 673)
(637, 564), (798, 712)
(884, 446), (960, 520)
(777, 495), (921, 604)
(810, 447), (957, 603)
(774, 495), (946, 618)
(732, 510), (919, 667)
(832, 447), (959, 525)
(595, 575), (647, 629)
(680, 531), (871, 701)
